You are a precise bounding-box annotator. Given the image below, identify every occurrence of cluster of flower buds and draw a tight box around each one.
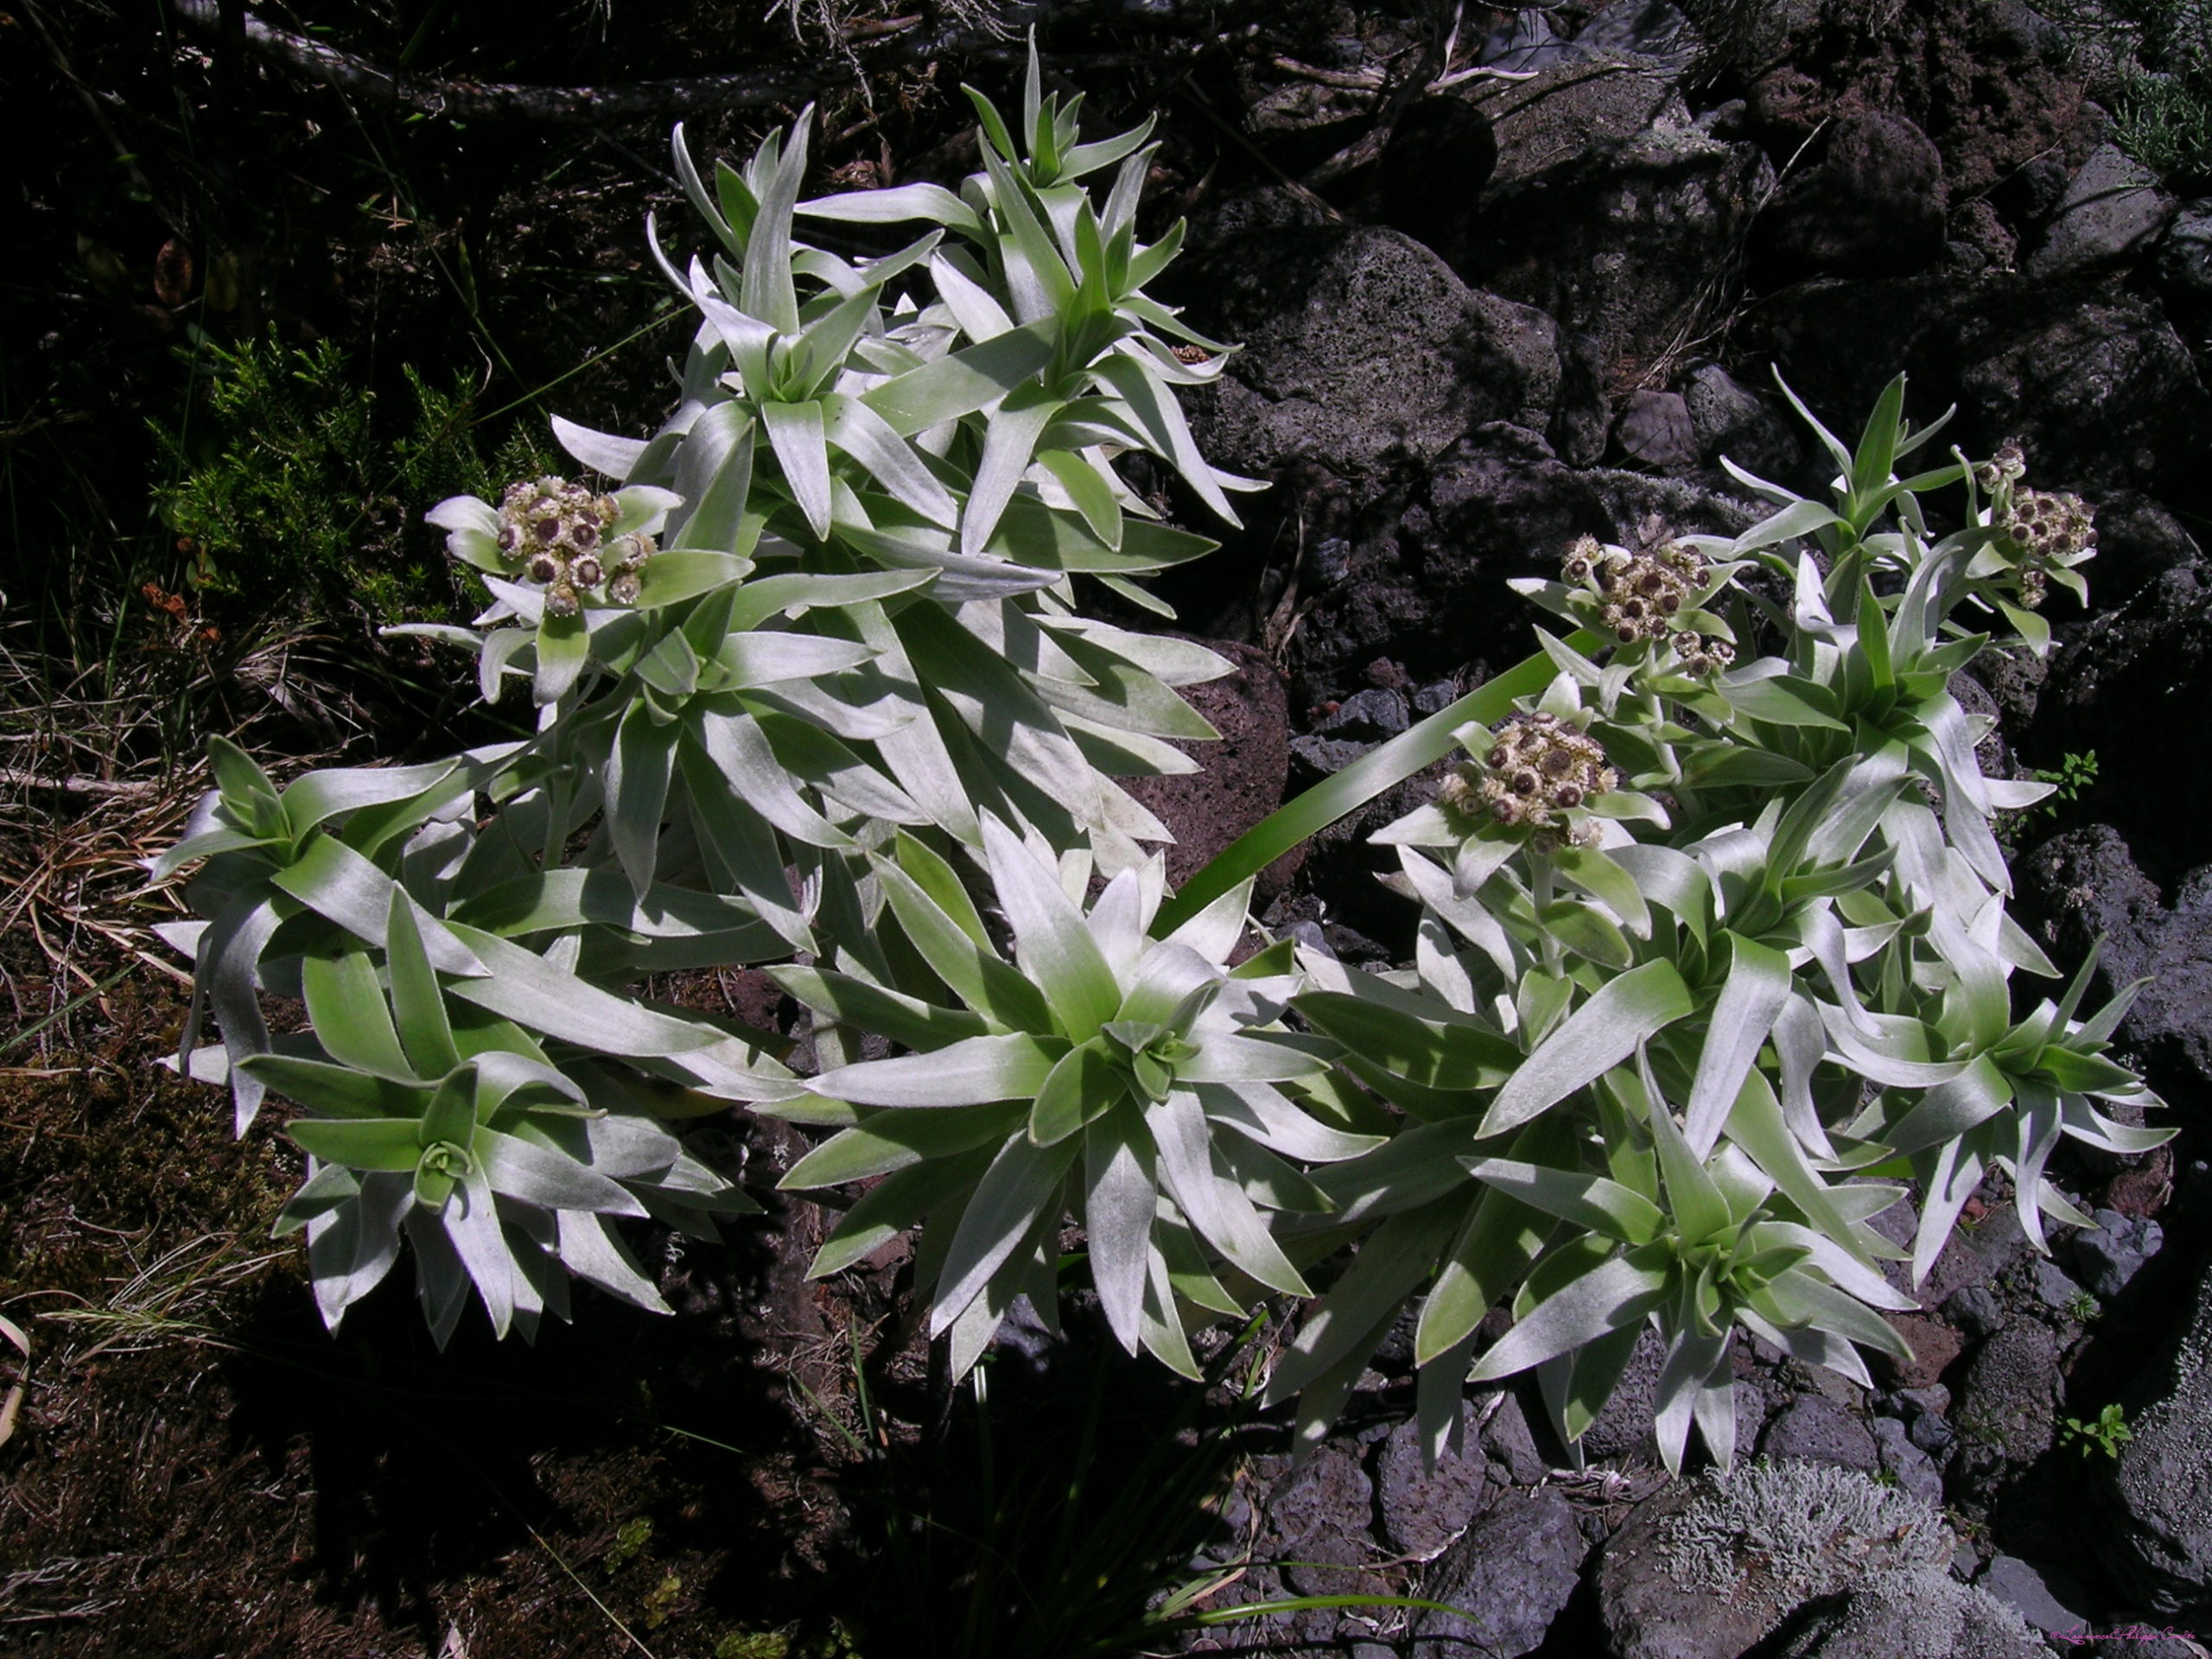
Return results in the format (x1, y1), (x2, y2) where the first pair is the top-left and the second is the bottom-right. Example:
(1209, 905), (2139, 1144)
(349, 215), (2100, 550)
(497, 477), (653, 613)
(1438, 711), (1617, 847)
(1669, 630), (1736, 677)
(1994, 486), (2096, 610)
(1974, 439), (2028, 495)
(1971, 440), (2095, 612)
(1563, 536), (1709, 645)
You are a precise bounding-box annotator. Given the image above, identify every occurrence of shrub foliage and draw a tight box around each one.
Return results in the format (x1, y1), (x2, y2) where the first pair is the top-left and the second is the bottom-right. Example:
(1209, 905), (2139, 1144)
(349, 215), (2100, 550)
(156, 50), (2169, 1472)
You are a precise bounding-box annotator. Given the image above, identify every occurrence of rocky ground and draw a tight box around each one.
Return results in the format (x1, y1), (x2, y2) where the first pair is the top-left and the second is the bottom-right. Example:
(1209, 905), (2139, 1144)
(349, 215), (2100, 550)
(8, 1), (2212, 1656)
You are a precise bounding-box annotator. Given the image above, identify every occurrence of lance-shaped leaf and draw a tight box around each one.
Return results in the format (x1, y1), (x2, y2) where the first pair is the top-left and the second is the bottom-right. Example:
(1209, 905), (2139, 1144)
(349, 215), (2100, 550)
(1478, 961), (1693, 1137)
(812, 1032), (1060, 1108)
(929, 1130), (1079, 1337)
(1681, 933), (1792, 1158)
(1466, 1248), (1670, 1385)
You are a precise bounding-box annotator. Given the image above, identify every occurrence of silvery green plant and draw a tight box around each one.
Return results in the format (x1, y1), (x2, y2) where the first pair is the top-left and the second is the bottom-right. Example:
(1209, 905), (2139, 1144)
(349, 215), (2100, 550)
(769, 819), (1364, 1376)
(155, 44), (1256, 1343)
(1259, 376), (2168, 1472)
(154, 45), (2165, 1489)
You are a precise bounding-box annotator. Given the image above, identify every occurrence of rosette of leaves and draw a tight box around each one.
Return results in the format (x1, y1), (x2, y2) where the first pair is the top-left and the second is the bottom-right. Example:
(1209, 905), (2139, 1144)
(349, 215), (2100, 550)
(151, 737), (804, 1341)
(768, 817), (1371, 1378)
(254, 887), (754, 1344)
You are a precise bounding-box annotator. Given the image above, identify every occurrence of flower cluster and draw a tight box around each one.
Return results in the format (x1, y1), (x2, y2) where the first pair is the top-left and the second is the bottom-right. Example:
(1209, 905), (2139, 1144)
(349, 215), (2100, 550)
(1668, 629), (1736, 677)
(497, 476), (652, 613)
(1995, 486), (2097, 609)
(1439, 710), (1617, 844)
(1974, 437), (2028, 494)
(1564, 536), (1710, 645)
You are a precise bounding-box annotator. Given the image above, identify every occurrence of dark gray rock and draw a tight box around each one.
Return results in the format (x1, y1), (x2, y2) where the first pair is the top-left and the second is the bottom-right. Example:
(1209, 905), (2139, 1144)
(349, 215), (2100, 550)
(2069, 1207), (2165, 1301)
(2028, 563), (2212, 874)
(1760, 1395), (1881, 1473)
(1262, 1440), (1388, 1599)
(1952, 1322), (2062, 1467)
(1548, 328), (1612, 467)
(2015, 823), (2212, 1095)
(1479, 1389), (1549, 1487)
(1571, 0), (1700, 72)
(1375, 1410), (1494, 1561)
(1178, 226), (1563, 487)
(1184, 184), (1332, 249)
(1376, 95), (1497, 256)
(1903, 1385), (1959, 1456)
(1454, 86), (1773, 383)
(1463, 57), (1690, 194)
(1681, 361), (1802, 480)
(2099, 1270), (2212, 1615)
(2086, 493), (2206, 611)
(1753, 278), (2211, 496)
(1319, 686), (1409, 742)
(2025, 143), (2176, 280)
(1615, 390), (1700, 473)
(1580, 1325), (1668, 1465)
(1872, 1416), (1947, 1508)
(2034, 1257), (2090, 1313)
(1284, 424), (1611, 709)
(1770, 1567), (2054, 1659)
(1756, 111), (1948, 279)
(1979, 1554), (2093, 1637)
(1408, 1486), (1587, 1657)
(2155, 200), (2212, 303)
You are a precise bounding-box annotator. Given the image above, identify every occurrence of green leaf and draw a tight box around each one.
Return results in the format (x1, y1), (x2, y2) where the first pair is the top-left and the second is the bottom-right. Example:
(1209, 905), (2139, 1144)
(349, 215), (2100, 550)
(607, 700), (677, 896)
(386, 887), (461, 1078)
(814, 1032), (1061, 1108)
(931, 1130), (1080, 1335)
(769, 965), (990, 1053)
(1460, 1159), (1668, 1246)
(1723, 674), (1851, 732)
(981, 816), (1122, 1039)
(861, 320), (1058, 436)
(1039, 449), (1123, 549)
(1029, 1039), (1122, 1146)
(534, 609), (590, 706)
(285, 1116), (429, 1173)
(1466, 1249), (1669, 1384)
(1478, 961), (1694, 1138)
(1414, 1143), (1555, 1366)
(1681, 934), (1792, 1158)
(782, 1103), (1027, 1188)
(873, 858), (1053, 1032)
(760, 398), (833, 541)
(635, 551), (754, 608)
(962, 385), (1063, 557)
(1848, 372), (1907, 511)
(241, 1055), (428, 1120)
(798, 181), (984, 236)
(301, 950), (416, 1083)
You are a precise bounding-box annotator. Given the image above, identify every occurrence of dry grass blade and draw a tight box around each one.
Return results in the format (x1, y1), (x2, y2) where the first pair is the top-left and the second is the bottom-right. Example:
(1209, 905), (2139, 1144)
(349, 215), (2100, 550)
(36, 1234), (285, 1363)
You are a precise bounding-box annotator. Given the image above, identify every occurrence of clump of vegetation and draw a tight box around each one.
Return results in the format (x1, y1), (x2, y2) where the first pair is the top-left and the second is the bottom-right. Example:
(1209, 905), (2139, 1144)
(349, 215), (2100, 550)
(2047, 0), (2212, 179)
(2060, 1401), (2134, 1458)
(155, 43), (2171, 1491)
(153, 335), (557, 620)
